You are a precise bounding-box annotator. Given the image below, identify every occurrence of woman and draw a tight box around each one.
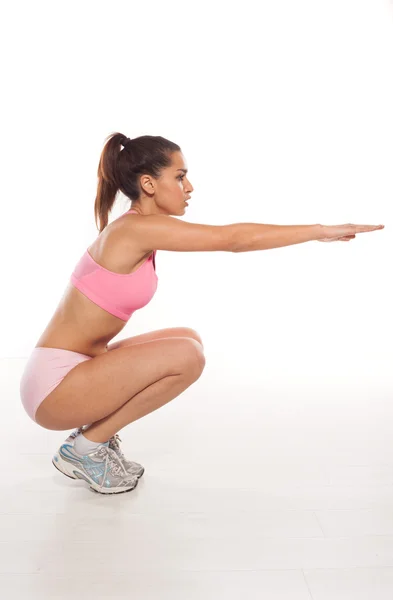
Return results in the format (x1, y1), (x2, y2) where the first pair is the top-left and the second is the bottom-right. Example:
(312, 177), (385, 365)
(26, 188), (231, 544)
(19, 131), (384, 495)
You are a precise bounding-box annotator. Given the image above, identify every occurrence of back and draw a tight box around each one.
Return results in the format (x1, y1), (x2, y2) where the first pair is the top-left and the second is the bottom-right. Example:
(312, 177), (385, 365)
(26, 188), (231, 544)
(70, 209), (158, 321)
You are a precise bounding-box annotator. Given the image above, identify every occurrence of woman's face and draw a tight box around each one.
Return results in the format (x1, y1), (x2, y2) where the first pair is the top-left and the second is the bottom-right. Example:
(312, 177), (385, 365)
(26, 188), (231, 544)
(140, 151), (194, 215)
(158, 151), (194, 214)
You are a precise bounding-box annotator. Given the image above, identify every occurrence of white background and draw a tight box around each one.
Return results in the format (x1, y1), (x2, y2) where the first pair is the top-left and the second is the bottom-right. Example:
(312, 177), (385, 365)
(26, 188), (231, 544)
(2, 0), (391, 383)
(1, 2), (393, 597)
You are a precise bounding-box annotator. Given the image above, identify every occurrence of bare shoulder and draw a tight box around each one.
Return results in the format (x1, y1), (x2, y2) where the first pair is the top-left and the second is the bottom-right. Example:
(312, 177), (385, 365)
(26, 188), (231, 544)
(122, 213), (237, 253)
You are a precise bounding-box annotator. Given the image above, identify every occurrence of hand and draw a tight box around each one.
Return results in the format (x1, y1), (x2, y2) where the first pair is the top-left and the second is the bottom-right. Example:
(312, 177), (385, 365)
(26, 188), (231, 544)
(318, 223), (385, 242)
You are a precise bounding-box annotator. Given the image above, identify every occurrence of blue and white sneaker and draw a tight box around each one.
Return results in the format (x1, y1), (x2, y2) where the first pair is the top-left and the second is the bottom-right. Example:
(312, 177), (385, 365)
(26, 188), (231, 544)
(64, 428), (145, 479)
(52, 441), (138, 494)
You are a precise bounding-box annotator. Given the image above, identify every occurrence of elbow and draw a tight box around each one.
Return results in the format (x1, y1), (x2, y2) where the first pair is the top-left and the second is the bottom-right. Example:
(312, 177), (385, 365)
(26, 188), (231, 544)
(230, 236), (248, 253)
(228, 225), (246, 253)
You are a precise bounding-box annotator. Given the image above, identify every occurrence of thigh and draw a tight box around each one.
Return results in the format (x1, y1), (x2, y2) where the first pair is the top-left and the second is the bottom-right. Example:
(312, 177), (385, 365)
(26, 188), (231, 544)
(107, 327), (203, 352)
(33, 337), (204, 431)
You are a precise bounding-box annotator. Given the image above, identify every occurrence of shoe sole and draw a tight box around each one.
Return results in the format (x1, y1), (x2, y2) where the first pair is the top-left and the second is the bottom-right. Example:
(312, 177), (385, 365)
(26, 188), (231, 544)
(52, 454), (139, 495)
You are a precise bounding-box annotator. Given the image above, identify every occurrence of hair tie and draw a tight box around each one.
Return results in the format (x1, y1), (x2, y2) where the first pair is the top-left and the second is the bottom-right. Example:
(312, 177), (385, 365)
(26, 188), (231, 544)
(122, 137), (131, 149)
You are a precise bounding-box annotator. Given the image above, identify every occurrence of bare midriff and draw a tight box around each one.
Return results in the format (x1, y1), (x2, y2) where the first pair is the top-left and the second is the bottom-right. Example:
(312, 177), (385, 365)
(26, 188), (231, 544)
(34, 214), (152, 358)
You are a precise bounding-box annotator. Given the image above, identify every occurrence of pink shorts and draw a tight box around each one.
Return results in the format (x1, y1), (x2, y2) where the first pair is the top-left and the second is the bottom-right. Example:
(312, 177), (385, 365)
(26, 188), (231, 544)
(20, 347), (92, 423)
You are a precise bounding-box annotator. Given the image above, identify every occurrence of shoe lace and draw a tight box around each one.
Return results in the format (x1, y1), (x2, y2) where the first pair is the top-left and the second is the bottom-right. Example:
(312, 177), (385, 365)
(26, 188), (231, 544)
(96, 445), (127, 478)
(110, 434), (128, 463)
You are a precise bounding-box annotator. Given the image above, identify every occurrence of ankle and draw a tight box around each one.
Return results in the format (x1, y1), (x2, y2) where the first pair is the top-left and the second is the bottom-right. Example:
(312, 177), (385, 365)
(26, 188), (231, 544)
(73, 432), (108, 456)
(83, 426), (114, 444)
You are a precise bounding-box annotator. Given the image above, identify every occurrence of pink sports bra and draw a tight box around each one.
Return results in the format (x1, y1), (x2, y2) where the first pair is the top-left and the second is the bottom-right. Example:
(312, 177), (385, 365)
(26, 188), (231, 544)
(70, 209), (158, 321)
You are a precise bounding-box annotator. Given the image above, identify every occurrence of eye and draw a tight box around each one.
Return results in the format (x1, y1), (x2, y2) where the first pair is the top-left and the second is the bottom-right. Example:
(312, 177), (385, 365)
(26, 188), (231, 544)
(178, 175), (185, 180)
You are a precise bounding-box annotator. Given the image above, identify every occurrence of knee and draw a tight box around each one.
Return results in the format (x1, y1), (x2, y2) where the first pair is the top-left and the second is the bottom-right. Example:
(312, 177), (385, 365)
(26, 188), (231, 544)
(180, 338), (206, 375)
(181, 327), (204, 350)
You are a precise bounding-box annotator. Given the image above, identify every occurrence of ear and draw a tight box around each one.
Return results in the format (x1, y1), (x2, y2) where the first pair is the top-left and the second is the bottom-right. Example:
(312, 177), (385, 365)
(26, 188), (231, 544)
(140, 174), (155, 194)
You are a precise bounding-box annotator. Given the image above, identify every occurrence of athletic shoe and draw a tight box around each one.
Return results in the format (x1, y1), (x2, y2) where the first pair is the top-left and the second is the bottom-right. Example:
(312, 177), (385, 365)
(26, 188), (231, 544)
(65, 427), (144, 478)
(52, 441), (138, 494)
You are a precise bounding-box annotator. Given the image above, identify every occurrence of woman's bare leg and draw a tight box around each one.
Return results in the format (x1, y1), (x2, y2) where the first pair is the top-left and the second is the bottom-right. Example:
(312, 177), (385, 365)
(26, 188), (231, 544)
(35, 338), (205, 432)
(82, 359), (204, 443)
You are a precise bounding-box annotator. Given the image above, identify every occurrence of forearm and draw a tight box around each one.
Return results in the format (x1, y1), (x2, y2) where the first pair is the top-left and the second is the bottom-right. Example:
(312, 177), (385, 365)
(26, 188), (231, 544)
(232, 223), (323, 252)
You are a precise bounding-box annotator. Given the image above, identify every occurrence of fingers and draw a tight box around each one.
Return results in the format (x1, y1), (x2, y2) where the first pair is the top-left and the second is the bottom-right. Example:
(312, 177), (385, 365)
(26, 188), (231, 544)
(352, 224), (384, 233)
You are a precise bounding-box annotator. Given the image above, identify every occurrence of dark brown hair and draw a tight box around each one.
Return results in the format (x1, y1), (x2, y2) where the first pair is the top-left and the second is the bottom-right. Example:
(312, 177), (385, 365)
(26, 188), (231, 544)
(94, 132), (181, 233)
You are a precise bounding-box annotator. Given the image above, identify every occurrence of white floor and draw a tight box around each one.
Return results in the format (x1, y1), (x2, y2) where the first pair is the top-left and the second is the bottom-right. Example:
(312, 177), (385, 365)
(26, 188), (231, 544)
(2, 358), (393, 599)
